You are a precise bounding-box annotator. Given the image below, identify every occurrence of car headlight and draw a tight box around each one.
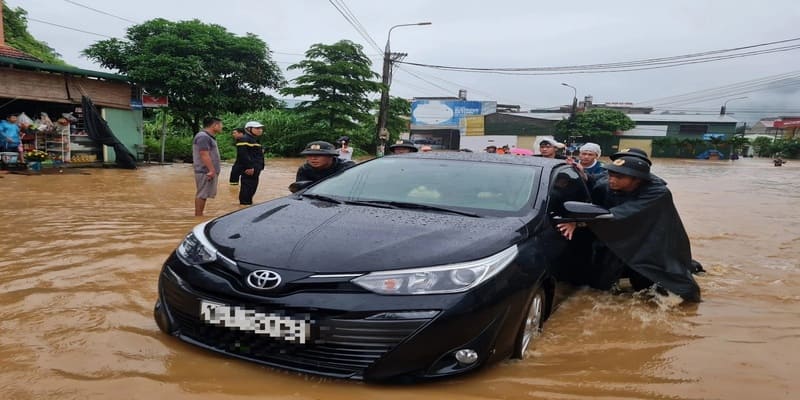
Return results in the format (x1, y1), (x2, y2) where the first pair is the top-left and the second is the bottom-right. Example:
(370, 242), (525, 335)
(352, 245), (518, 295)
(176, 221), (218, 265)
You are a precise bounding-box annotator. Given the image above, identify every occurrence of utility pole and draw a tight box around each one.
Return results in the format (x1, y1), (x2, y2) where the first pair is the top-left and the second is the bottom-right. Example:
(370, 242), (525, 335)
(375, 22), (431, 157)
(561, 83), (578, 144)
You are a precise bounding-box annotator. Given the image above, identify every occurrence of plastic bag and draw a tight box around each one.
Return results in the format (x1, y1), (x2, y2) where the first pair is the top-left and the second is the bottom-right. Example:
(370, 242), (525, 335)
(17, 112), (34, 126)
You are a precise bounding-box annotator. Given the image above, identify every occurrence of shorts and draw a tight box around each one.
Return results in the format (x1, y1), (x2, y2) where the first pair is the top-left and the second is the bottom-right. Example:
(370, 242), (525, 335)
(195, 172), (218, 199)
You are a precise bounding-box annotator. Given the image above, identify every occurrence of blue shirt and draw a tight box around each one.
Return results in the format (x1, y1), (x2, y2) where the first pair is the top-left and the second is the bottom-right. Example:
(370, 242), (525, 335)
(0, 120), (21, 147)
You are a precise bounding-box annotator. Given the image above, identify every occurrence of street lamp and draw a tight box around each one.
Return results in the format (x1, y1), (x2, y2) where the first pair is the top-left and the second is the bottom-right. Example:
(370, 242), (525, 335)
(720, 96), (748, 115)
(720, 97), (749, 159)
(375, 21), (432, 156)
(561, 83), (577, 115)
(560, 83), (579, 146)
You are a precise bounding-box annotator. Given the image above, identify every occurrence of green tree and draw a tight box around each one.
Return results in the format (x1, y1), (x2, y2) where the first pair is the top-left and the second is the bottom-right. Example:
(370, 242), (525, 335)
(555, 108), (636, 138)
(386, 96), (411, 139)
(281, 40), (381, 134)
(2, 4), (66, 64)
(83, 18), (284, 132)
(752, 136), (773, 157)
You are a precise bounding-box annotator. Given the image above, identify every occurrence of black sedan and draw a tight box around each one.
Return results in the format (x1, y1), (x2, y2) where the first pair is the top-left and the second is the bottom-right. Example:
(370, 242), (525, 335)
(154, 152), (595, 381)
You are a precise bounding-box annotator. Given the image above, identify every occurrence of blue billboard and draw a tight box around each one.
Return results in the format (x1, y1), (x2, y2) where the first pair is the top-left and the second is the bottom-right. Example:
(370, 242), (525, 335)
(411, 100), (492, 129)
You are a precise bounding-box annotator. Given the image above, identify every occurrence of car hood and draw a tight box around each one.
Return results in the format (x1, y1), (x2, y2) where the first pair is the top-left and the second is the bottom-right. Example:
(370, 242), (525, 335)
(206, 197), (529, 273)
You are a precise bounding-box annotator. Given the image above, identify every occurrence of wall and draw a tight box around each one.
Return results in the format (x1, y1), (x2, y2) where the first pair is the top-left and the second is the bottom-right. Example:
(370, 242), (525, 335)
(484, 113), (557, 136)
(101, 107), (143, 162)
(0, 68), (131, 109)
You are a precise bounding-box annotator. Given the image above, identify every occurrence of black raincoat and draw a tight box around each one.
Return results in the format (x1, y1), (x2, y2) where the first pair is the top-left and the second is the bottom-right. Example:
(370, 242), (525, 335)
(295, 158), (355, 183)
(587, 175), (702, 302)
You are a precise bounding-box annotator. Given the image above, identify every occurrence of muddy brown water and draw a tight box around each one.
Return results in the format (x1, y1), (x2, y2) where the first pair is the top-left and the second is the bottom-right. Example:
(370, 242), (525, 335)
(0, 157), (798, 400)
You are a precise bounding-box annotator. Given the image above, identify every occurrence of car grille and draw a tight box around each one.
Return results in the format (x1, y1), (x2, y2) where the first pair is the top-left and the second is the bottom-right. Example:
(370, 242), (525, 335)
(161, 272), (430, 378)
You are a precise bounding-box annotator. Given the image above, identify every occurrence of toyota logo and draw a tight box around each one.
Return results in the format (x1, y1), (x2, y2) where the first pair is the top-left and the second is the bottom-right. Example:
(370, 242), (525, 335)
(246, 270), (282, 290)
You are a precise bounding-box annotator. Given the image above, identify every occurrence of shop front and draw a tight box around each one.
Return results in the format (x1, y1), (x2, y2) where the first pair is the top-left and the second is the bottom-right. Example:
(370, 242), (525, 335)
(0, 55), (142, 170)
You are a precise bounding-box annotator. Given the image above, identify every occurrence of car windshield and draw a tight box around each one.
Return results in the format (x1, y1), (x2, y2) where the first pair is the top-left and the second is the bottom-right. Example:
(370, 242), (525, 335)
(307, 158), (540, 215)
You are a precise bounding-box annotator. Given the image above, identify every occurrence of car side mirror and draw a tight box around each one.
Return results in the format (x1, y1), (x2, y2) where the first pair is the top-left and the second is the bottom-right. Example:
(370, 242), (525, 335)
(289, 180), (314, 193)
(553, 201), (613, 222)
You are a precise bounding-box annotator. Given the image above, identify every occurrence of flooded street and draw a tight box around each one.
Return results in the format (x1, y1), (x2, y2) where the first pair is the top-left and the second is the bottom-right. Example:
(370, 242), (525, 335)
(1, 157), (798, 399)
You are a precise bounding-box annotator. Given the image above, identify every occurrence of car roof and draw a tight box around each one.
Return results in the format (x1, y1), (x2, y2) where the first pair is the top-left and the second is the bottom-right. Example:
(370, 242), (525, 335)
(386, 151), (567, 168)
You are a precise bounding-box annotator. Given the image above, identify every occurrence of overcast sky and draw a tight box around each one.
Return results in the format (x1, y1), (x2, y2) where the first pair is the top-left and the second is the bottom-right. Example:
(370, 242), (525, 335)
(6, 0), (800, 122)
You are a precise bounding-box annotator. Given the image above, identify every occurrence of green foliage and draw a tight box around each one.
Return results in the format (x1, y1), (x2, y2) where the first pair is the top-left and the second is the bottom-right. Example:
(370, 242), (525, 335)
(83, 18), (285, 131)
(727, 135), (750, 154)
(2, 4), (66, 64)
(768, 138), (800, 158)
(281, 40), (381, 135)
(555, 109), (636, 138)
(751, 136), (774, 157)
(387, 96), (411, 139)
(144, 134), (193, 162)
(220, 109), (312, 157)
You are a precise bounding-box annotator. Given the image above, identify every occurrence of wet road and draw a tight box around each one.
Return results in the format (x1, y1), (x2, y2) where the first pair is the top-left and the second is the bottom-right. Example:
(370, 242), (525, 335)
(1, 157), (798, 399)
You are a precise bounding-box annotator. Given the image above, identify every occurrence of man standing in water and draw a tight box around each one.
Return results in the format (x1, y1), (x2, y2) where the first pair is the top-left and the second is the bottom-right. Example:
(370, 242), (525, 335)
(558, 152), (701, 302)
(236, 121), (265, 205)
(193, 117), (223, 216)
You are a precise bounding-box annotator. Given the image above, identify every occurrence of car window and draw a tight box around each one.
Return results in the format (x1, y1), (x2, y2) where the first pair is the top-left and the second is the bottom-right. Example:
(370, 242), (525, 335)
(309, 158), (541, 215)
(546, 167), (591, 216)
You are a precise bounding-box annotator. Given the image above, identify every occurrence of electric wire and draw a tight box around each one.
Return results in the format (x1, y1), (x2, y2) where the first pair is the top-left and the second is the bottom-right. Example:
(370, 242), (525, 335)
(62, 0), (138, 23)
(397, 36), (800, 73)
(327, 0), (382, 53)
(26, 17), (114, 38)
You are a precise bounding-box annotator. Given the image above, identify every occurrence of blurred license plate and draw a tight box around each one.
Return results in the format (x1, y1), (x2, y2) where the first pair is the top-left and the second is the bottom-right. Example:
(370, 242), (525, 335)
(200, 300), (310, 344)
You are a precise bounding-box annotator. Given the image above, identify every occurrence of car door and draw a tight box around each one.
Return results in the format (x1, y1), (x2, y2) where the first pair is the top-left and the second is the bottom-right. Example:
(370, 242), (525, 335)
(542, 166), (595, 283)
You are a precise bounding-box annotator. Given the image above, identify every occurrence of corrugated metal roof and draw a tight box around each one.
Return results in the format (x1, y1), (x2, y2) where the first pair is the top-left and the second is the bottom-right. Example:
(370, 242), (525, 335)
(500, 112), (738, 124)
(0, 55), (130, 82)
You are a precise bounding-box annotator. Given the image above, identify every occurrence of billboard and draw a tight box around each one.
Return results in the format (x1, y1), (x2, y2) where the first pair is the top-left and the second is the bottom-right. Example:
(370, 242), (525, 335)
(411, 100), (496, 129)
(460, 115), (485, 136)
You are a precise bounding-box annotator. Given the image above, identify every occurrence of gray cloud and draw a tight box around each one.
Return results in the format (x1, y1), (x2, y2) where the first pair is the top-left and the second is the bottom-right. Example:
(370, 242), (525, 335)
(7, 0), (800, 122)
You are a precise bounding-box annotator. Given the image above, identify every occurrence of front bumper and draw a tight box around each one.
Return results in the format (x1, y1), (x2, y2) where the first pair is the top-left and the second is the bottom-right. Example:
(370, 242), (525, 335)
(155, 255), (536, 381)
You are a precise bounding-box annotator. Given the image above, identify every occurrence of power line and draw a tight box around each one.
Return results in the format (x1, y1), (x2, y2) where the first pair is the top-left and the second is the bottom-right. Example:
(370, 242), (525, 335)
(27, 17), (114, 38)
(398, 44), (800, 75)
(327, 0), (382, 54)
(63, 0), (138, 24)
(395, 36), (800, 75)
(639, 70), (800, 106)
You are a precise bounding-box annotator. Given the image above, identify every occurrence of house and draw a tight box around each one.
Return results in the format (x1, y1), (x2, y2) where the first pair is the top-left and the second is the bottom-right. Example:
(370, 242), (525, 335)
(462, 112), (738, 156)
(0, 11), (143, 165)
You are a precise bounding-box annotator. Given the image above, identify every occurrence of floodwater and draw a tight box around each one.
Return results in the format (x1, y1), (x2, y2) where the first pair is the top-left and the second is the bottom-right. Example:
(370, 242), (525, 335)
(0, 157), (797, 400)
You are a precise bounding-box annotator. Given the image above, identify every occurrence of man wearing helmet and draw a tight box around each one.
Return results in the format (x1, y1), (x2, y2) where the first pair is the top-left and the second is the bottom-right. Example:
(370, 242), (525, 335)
(293, 141), (355, 189)
(557, 149), (702, 302)
(236, 121), (266, 205)
(387, 139), (419, 155)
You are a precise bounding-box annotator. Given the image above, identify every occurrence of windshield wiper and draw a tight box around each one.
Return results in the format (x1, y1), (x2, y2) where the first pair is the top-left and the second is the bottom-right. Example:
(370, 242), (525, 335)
(355, 200), (481, 218)
(300, 193), (342, 204)
(343, 200), (399, 209)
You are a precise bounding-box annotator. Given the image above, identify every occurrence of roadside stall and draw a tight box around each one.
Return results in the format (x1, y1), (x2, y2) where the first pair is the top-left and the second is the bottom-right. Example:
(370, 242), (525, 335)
(0, 54), (143, 171)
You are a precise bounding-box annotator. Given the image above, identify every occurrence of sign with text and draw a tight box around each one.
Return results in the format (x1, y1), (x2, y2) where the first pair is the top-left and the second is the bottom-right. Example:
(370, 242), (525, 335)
(142, 95), (169, 108)
(411, 100), (496, 129)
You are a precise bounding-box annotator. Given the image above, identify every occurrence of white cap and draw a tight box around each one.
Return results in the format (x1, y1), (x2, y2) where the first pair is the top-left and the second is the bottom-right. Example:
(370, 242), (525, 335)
(539, 138), (565, 148)
(580, 142), (601, 156)
(245, 121), (264, 129)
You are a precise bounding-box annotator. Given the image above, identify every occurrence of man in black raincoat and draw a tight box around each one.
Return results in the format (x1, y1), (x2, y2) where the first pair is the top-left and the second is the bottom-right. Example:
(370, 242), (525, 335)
(557, 152), (701, 302)
(292, 140), (355, 187)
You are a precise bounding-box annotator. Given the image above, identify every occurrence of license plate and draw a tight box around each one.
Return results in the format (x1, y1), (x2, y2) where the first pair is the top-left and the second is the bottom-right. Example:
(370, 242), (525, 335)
(200, 300), (311, 344)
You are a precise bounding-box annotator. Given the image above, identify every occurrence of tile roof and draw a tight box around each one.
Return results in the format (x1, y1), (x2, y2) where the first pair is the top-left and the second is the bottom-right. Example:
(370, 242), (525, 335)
(0, 45), (40, 62)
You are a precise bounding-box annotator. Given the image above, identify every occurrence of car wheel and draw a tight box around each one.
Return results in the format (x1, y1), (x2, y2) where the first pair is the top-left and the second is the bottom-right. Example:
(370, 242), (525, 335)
(512, 287), (546, 359)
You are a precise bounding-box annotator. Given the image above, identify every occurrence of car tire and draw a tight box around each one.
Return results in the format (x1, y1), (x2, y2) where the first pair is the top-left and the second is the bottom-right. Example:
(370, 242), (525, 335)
(511, 287), (546, 359)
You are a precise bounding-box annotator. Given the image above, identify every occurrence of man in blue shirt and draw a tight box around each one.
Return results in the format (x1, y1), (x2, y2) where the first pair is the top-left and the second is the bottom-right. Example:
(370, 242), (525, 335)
(0, 114), (23, 161)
